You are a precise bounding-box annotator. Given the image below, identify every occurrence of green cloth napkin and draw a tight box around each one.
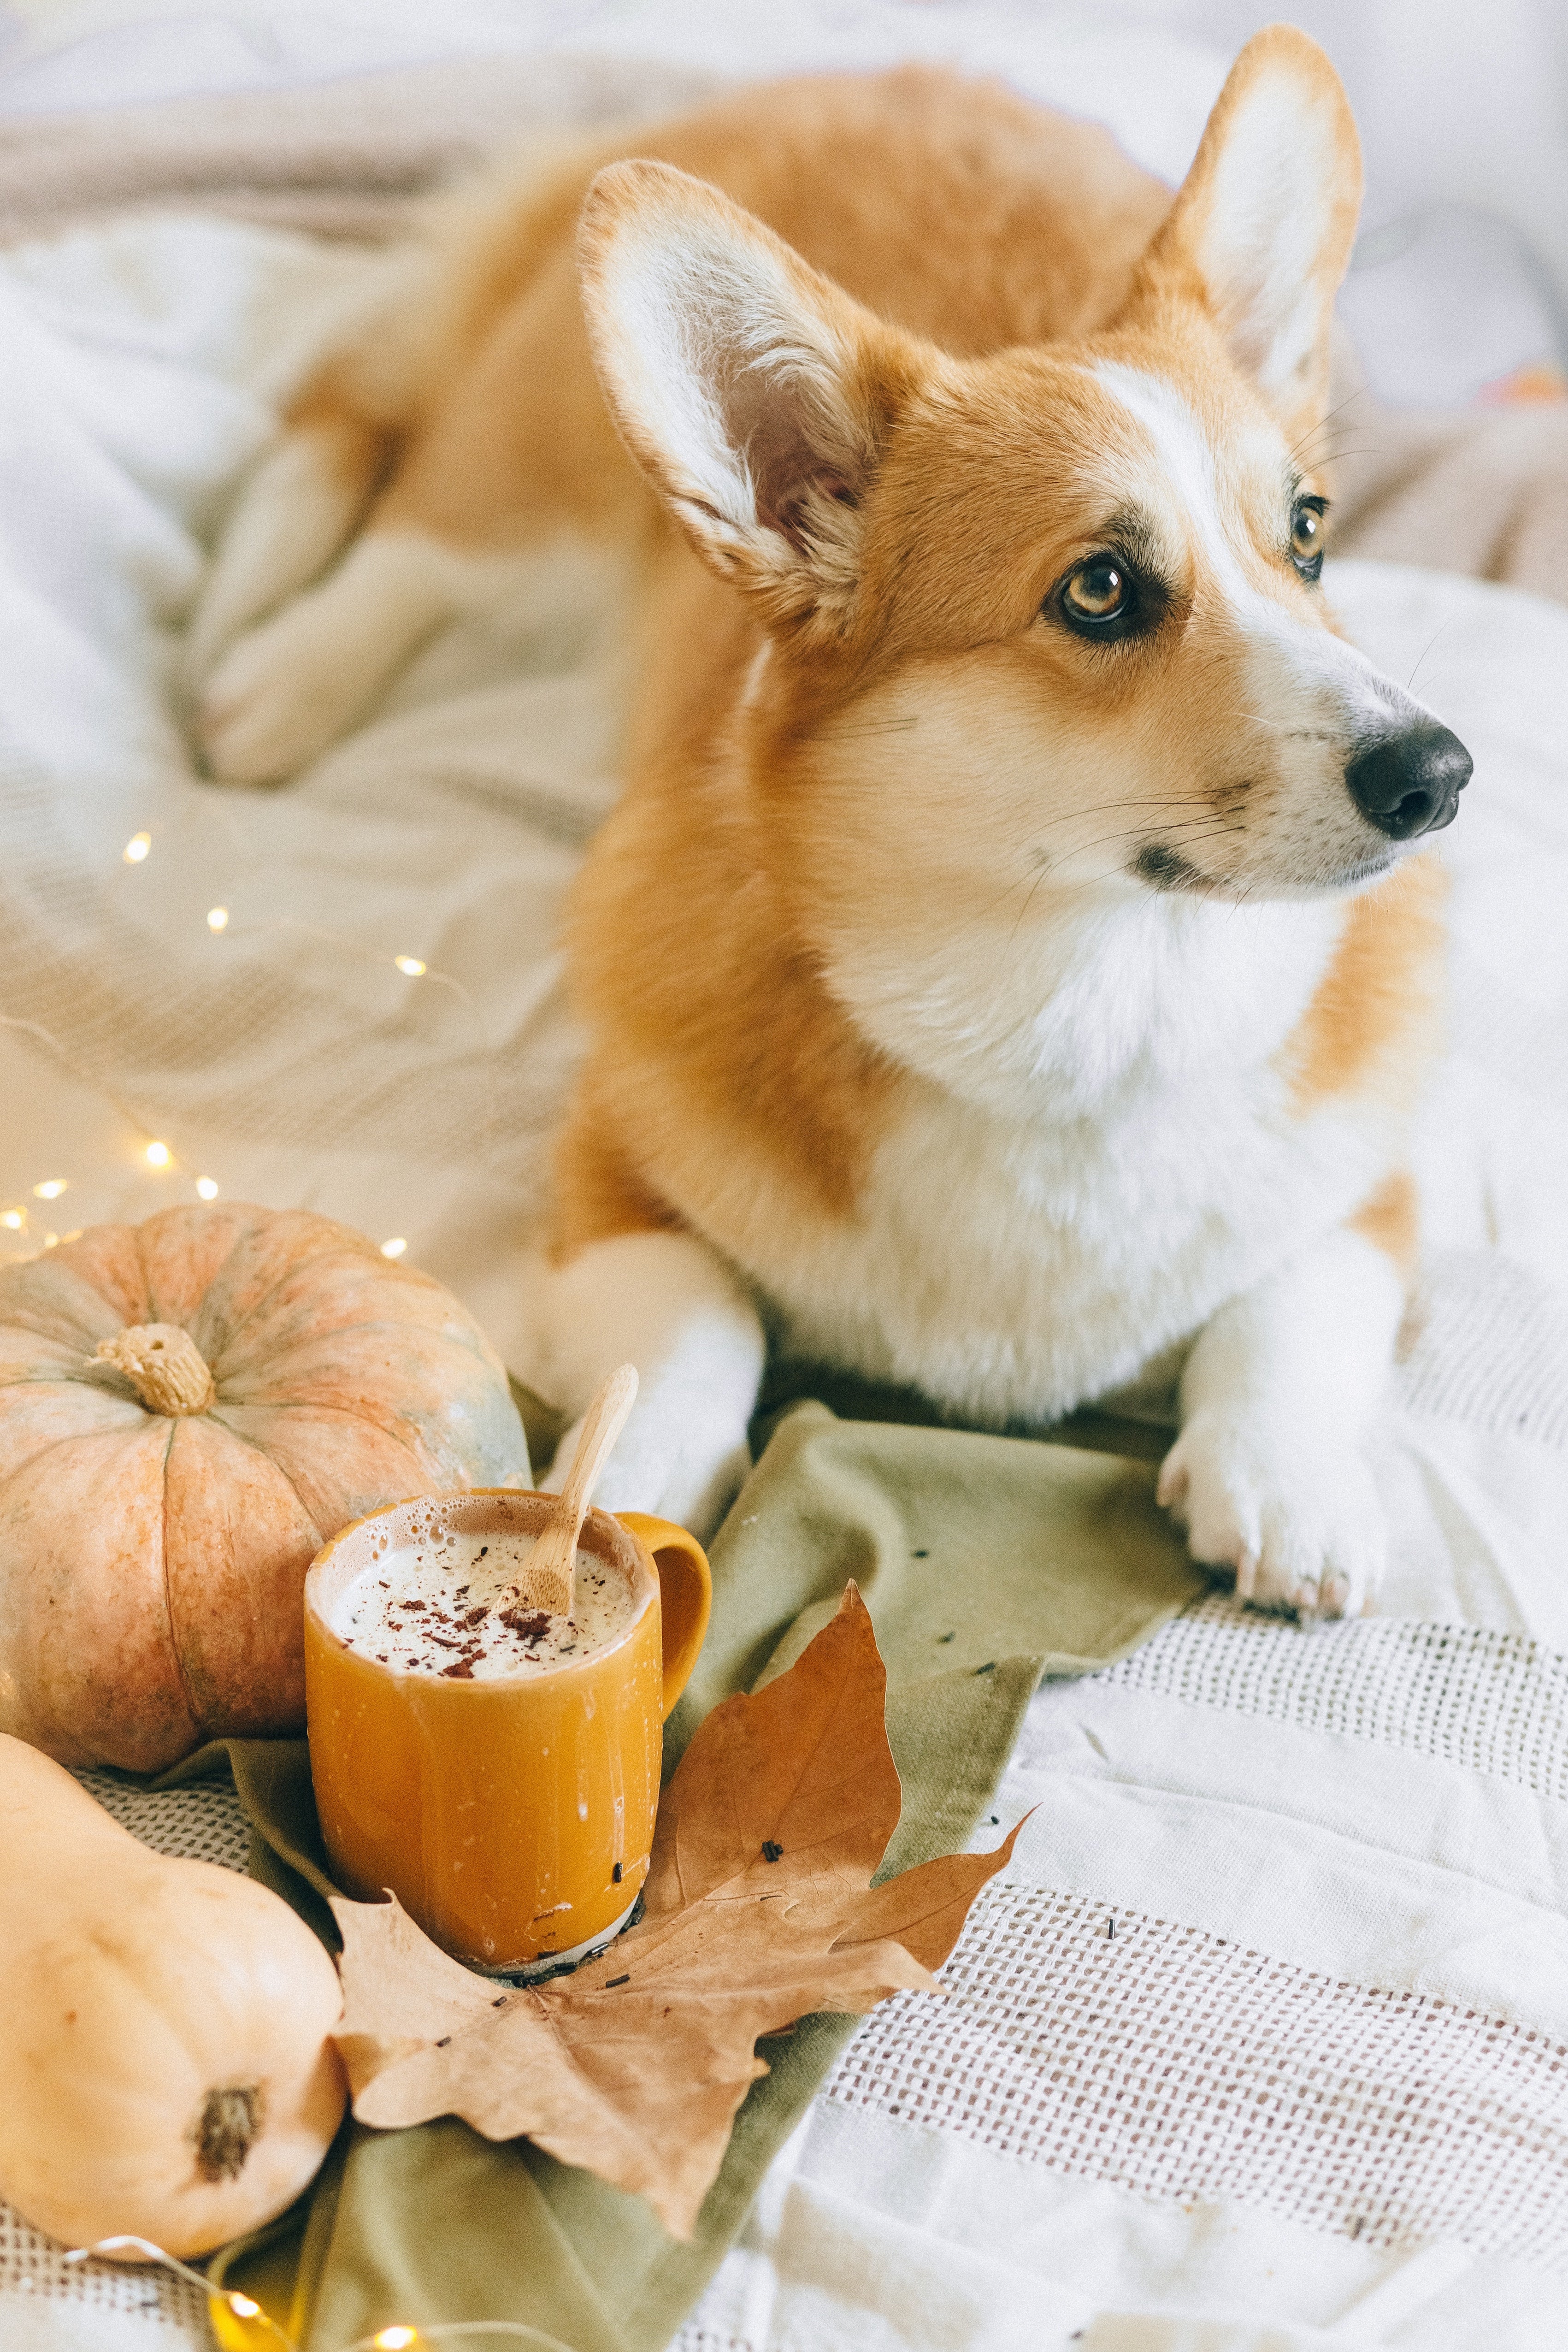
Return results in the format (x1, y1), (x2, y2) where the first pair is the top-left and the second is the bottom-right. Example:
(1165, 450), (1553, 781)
(196, 1396), (1201, 2352)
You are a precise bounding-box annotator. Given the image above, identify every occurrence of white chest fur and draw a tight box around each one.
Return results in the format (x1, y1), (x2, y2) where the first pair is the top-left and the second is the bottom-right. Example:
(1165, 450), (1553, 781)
(759, 1070), (1387, 1420)
(721, 890), (1402, 1423)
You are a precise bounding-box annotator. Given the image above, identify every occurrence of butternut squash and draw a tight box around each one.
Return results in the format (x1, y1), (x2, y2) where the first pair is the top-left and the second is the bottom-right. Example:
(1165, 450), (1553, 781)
(0, 1735), (346, 2257)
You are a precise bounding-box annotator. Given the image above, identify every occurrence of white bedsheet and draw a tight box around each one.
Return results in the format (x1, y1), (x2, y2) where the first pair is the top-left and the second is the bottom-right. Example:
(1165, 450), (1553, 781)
(1, 96), (1567, 2352)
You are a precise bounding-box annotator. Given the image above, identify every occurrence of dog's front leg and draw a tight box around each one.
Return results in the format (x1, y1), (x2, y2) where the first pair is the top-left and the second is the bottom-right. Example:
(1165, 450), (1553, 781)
(1155, 1221), (1407, 1618)
(533, 1230), (766, 1539)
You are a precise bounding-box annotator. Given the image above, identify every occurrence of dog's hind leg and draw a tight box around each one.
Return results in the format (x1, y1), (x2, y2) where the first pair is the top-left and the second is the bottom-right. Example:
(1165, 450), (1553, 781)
(190, 138), (612, 680)
(196, 525), (539, 784)
(186, 396), (394, 680)
(195, 236), (645, 785)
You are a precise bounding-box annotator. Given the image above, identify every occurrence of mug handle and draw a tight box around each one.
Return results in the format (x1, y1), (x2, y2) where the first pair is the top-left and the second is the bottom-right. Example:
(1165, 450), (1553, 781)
(618, 1513), (713, 1720)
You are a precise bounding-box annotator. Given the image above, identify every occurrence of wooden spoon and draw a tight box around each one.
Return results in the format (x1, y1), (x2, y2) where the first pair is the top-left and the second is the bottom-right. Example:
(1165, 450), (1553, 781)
(524, 1362), (639, 1615)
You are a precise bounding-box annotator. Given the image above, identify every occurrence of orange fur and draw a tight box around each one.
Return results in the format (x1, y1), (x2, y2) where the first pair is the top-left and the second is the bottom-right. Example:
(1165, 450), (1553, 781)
(549, 1082), (684, 1260)
(281, 378), (398, 508)
(198, 30), (1466, 1610)
(1348, 1170), (1419, 1274)
(1284, 856), (1448, 1113)
(221, 41), (1443, 1297)
(285, 68), (1171, 563)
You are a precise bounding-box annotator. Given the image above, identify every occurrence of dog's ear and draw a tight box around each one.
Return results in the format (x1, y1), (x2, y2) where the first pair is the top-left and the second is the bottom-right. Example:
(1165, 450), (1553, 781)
(1140, 25), (1362, 439)
(578, 160), (924, 631)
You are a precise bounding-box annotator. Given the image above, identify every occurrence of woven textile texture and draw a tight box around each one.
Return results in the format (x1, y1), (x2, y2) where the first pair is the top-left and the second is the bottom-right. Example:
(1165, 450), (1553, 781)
(1398, 1251), (1568, 1448)
(830, 1885), (1568, 2265)
(73, 1770), (252, 1873)
(1096, 1594), (1568, 1797)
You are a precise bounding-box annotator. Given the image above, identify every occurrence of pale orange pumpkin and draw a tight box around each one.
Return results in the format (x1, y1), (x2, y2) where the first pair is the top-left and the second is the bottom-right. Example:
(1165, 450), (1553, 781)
(0, 1732), (347, 2258)
(0, 1204), (529, 1772)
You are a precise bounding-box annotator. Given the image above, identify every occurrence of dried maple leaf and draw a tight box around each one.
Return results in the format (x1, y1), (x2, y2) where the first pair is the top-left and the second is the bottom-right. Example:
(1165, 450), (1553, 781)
(330, 1583), (1022, 2236)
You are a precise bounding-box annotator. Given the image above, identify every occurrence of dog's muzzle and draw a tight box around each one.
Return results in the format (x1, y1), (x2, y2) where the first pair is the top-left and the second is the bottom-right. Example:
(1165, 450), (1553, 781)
(1344, 721), (1473, 840)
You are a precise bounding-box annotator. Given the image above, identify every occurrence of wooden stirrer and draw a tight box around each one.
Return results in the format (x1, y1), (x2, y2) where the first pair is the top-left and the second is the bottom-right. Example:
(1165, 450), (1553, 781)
(525, 1362), (639, 1615)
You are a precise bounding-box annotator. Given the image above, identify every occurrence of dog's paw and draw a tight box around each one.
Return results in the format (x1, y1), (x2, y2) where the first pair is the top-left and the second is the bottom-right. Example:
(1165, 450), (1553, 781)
(1156, 1409), (1385, 1618)
(196, 596), (375, 783)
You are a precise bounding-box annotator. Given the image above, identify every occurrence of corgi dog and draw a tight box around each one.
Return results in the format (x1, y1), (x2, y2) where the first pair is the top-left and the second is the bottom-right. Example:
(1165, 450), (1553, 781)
(192, 27), (1470, 1619)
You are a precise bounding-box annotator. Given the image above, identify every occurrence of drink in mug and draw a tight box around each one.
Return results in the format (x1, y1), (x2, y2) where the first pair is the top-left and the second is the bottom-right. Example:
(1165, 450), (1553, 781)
(304, 1491), (711, 1974)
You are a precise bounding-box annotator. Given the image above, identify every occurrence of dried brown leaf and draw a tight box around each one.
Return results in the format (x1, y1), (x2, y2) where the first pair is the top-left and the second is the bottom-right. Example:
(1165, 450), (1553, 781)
(330, 1584), (1018, 2237)
(640, 1578), (900, 1921)
(332, 1888), (498, 2086)
(834, 1830), (1027, 1974)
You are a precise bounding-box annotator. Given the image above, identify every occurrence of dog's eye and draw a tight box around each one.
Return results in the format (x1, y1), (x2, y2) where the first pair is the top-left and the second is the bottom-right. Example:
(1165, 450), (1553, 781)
(1060, 558), (1132, 628)
(1290, 498), (1326, 580)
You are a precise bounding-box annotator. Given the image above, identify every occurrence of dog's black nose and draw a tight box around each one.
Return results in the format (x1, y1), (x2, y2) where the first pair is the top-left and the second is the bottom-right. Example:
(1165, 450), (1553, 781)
(1344, 723), (1472, 840)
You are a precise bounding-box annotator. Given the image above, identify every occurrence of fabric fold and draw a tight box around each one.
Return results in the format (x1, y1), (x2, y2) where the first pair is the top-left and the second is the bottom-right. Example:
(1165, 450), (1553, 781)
(193, 1402), (1197, 2349)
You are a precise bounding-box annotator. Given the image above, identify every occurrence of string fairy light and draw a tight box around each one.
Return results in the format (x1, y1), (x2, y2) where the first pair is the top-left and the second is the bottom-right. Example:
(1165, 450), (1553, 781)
(2, 1152), (226, 1264)
(193, 908), (471, 1006)
(1, 839), (472, 1265)
(118, 820), (463, 1013)
(63, 2240), (290, 2351)
(65, 2238), (576, 2352)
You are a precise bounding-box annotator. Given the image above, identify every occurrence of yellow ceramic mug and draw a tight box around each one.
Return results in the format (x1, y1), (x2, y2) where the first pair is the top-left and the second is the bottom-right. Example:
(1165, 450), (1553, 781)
(303, 1491), (710, 1974)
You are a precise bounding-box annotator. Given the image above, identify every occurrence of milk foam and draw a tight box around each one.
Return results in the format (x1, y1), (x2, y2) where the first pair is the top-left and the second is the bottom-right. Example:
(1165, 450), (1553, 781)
(332, 1519), (637, 1680)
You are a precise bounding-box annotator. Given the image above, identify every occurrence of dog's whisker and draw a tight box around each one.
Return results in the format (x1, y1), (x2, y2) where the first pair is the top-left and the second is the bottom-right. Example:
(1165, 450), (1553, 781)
(1054, 818), (1250, 875)
(1405, 616), (1457, 693)
(826, 719), (923, 740)
(1035, 816), (1239, 864)
(1023, 795), (1233, 843)
(1286, 390), (1369, 466)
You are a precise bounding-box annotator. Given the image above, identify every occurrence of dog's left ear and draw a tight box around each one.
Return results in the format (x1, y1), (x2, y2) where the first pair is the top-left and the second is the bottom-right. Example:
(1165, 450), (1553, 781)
(1140, 24), (1362, 438)
(578, 159), (927, 634)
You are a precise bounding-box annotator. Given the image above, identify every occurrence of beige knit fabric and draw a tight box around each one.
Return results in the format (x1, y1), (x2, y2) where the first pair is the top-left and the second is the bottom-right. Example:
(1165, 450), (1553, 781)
(0, 53), (720, 244)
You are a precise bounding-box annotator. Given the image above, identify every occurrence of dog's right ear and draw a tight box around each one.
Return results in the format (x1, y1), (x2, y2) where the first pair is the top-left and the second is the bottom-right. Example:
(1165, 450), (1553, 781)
(578, 160), (924, 633)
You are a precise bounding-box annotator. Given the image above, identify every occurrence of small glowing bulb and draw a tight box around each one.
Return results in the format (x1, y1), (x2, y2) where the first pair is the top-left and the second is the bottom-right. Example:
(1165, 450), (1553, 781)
(394, 955), (426, 978)
(375, 2331), (418, 2350)
(1, 1210), (23, 1230)
(33, 1179), (67, 1200)
(195, 1176), (219, 1201)
(207, 906), (230, 933)
(145, 1141), (172, 1169)
(380, 1237), (407, 1260)
(226, 2294), (261, 2319)
(123, 831), (151, 863)
(42, 1232), (59, 1249)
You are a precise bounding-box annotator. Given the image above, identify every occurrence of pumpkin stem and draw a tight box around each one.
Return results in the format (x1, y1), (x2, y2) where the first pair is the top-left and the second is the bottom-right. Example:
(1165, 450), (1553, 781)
(94, 1323), (216, 1417)
(193, 2083), (265, 2182)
